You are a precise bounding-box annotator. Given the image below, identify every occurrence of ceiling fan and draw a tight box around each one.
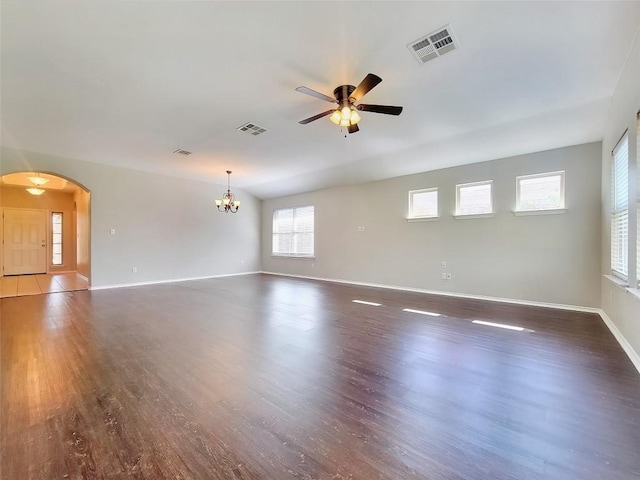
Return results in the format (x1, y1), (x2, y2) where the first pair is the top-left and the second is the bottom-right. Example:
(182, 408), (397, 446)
(296, 73), (403, 134)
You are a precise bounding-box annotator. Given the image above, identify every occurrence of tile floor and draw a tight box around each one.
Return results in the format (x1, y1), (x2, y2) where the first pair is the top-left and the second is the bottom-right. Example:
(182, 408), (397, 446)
(0, 273), (88, 298)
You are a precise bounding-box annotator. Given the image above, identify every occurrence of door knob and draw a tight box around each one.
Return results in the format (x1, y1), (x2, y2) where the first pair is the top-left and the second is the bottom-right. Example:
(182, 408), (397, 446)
(41, 242), (46, 247)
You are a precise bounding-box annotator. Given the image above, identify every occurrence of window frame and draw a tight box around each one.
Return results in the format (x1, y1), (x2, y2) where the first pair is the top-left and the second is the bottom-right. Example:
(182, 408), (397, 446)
(515, 170), (566, 213)
(611, 132), (629, 281)
(271, 205), (315, 258)
(51, 211), (63, 266)
(407, 187), (439, 220)
(455, 180), (494, 218)
(637, 114), (640, 288)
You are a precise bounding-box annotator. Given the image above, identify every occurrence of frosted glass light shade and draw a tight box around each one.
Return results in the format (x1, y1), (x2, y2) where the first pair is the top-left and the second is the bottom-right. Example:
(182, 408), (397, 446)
(28, 176), (49, 186)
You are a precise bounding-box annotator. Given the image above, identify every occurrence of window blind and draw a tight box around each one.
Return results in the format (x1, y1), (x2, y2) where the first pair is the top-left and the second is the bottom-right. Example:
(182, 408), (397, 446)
(272, 205), (314, 257)
(516, 171), (564, 211)
(611, 134), (628, 279)
(457, 181), (492, 215)
(409, 188), (438, 218)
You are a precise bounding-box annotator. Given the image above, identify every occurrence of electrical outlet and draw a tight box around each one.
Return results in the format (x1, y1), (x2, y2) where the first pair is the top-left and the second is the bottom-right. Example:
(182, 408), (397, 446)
(132, 267), (137, 273)
(441, 273), (447, 280)
(446, 272), (452, 280)
(110, 228), (116, 235)
(357, 226), (365, 232)
(441, 261), (447, 268)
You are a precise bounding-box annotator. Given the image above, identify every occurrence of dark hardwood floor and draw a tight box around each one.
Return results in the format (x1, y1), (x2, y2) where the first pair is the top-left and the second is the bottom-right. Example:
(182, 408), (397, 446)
(2, 273), (639, 479)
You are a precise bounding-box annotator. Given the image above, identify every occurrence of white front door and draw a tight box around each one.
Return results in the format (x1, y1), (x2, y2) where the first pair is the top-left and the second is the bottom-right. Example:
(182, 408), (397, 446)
(2, 209), (47, 275)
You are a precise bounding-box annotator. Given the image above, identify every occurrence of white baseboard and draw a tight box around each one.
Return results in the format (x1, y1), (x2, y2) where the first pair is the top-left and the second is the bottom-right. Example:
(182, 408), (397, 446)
(261, 271), (601, 314)
(598, 309), (640, 374)
(89, 271), (261, 291)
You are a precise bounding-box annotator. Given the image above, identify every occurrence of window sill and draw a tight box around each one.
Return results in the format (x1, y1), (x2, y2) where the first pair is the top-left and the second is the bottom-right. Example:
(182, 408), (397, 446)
(407, 217), (439, 222)
(604, 274), (629, 288)
(454, 213), (494, 220)
(512, 208), (567, 216)
(626, 288), (640, 301)
(271, 255), (315, 260)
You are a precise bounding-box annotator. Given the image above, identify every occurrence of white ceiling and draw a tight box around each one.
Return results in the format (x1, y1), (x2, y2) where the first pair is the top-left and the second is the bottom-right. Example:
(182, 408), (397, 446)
(1, 1), (639, 199)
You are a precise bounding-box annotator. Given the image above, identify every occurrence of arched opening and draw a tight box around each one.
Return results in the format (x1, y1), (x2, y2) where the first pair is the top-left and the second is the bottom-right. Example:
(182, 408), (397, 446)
(0, 171), (91, 297)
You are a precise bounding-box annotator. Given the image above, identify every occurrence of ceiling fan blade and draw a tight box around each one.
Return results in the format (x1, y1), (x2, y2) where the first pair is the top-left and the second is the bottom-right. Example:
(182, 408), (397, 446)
(349, 73), (382, 102)
(347, 124), (360, 134)
(298, 109), (336, 125)
(356, 104), (403, 116)
(295, 86), (337, 103)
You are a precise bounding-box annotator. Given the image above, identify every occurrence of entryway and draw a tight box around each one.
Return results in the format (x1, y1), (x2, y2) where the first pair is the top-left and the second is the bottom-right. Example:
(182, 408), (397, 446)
(0, 273), (88, 298)
(0, 172), (91, 296)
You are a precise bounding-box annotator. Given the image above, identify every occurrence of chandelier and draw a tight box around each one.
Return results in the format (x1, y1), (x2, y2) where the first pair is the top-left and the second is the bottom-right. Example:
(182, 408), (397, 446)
(215, 170), (240, 213)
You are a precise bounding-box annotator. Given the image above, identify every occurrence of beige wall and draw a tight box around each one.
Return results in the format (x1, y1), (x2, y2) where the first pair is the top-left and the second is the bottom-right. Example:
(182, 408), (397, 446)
(74, 189), (91, 279)
(262, 142), (602, 308)
(0, 147), (262, 287)
(600, 24), (640, 367)
(0, 186), (77, 272)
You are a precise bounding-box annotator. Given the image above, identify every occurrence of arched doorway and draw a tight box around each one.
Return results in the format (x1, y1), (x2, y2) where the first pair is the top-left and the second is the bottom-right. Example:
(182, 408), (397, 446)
(0, 171), (91, 297)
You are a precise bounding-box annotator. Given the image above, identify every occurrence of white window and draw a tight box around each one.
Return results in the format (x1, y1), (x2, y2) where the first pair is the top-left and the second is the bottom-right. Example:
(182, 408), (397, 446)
(52, 212), (63, 265)
(272, 205), (314, 257)
(611, 133), (629, 280)
(516, 171), (565, 212)
(456, 180), (493, 216)
(408, 188), (438, 219)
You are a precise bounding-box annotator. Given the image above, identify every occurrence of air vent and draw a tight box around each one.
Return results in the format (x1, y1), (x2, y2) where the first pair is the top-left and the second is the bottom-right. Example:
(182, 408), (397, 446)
(237, 122), (267, 136)
(173, 149), (192, 155)
(408, 25), (458, 65)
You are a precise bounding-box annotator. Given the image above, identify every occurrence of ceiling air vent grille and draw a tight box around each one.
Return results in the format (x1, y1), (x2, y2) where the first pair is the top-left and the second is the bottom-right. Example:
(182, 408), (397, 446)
(173, 149), (192, 155)
(237, 122), (267, 136)
(408, 25), (458, 65)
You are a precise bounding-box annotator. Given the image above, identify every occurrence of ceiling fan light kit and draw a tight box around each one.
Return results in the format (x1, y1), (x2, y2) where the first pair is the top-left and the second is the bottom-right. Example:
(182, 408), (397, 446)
(296, 73), (402, 134)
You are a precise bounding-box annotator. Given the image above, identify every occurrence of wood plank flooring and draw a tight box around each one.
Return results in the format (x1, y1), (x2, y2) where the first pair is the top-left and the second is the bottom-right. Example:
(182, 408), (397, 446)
(0, 272), (88, 298)
(1, 274), (639, 479)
